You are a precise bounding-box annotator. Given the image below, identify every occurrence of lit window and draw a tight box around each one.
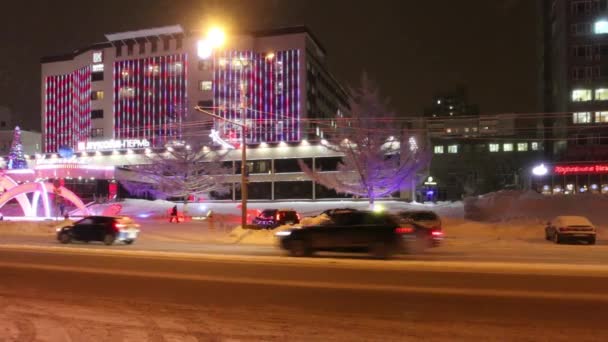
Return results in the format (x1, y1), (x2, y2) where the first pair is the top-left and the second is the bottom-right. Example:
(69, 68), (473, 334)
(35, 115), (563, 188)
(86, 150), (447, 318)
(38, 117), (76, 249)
(503, 143), (513, 152)
(148, 65), (160, 76)
(596, 88), (608, 100)
(489, 143), (499, 152)
(531, 142), (539, 151)
(199, 81), (212, 91)
(91, 90), (104, 100)
(464, 127), (470, 133)
(573, 112), (592, 123)
(276, 81), (283, 94)
(596, 111), (608, 122)
(472, 127), (478, 132)
(572, 89), (592, 101)
(595, 20), (608, 34)
(434, 146), (444, 154)
(517, 142), (528, 152)
(447, 145), (458, 154)
(445, 128), (452, 133)
(119, 87), (135, 99)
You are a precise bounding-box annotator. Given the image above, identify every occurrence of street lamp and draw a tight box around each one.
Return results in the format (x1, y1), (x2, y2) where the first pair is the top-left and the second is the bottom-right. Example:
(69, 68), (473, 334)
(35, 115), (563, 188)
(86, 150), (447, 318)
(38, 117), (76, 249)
(195, 27), (250, 228)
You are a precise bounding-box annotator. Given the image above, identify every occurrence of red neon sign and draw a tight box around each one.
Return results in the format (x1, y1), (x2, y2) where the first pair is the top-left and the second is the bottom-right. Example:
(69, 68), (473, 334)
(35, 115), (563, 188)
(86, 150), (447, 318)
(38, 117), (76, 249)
(554, 164), (608, 175)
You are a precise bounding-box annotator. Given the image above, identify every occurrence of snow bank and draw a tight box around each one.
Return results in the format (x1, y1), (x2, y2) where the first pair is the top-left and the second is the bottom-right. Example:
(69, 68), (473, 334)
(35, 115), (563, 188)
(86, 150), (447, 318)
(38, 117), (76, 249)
(0, 220), (72, 236)
(464, 190), (608, 226)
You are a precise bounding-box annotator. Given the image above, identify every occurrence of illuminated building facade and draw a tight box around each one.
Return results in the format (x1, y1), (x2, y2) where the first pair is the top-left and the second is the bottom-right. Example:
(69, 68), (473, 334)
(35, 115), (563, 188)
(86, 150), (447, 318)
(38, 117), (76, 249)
(41, 25), (347, 153)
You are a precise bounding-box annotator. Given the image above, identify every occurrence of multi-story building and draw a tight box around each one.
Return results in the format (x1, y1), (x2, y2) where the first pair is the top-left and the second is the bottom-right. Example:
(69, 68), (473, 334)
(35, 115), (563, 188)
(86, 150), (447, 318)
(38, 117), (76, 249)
(35, 25), (361, 201)
(41, 25), (347, 153)
(541, 0), (608, 159)
(423, 91), (545, 200)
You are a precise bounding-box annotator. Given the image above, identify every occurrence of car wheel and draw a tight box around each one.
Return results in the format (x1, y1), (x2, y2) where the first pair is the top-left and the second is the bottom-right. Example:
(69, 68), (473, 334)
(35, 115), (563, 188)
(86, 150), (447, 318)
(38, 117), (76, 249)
(124, 239), (134, 245)
(553, 232), (561, 244)
(58, 232), (71, 244)
(588, 237), (596, 245)
(103, 234), (115, 245)
(289, 240), (312, 257)
(370, 241), (394, 259)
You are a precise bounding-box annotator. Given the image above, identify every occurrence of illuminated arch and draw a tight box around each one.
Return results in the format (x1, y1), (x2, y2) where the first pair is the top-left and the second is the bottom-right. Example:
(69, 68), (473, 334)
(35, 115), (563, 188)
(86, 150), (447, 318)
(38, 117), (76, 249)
(0, 182), (89, 217)
(0, 175), (33, 216)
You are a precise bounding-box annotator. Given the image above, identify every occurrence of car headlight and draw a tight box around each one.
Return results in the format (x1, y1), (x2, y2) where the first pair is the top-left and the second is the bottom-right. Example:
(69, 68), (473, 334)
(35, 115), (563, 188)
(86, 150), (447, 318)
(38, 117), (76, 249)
(56, 228), (63, 232)
(275, 231), (292, 237)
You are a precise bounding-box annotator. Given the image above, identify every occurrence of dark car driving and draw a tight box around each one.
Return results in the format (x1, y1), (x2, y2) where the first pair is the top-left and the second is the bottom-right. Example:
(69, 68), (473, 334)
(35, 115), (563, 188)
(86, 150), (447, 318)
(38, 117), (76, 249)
(253, 209), (301, 229)
(276, 211), (429, 258)
(56, 216), (140, 245)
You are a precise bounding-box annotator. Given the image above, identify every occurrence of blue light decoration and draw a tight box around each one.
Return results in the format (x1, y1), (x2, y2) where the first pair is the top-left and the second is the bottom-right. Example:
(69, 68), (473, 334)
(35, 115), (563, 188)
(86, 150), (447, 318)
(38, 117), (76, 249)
(58, 146), (74, 159)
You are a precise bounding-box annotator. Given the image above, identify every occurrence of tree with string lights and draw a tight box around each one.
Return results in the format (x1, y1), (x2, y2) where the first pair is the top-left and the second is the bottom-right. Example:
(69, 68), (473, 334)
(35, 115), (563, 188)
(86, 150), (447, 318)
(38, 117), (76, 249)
(299, 73), (429, 208)
(7, 126), (27, 169)
(118, 125), (231, 213)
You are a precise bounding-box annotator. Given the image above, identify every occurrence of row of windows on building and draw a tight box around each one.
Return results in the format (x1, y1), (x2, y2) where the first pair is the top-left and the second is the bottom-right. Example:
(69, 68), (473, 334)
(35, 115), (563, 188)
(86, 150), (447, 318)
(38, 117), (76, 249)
(572, 111), (608, 123)
(570, 0), (608, 15)
(570, 19), (608, 36)
(433, 142), (541, 154)
(572, 88), (608, 101)
(115, 36), (183, 58)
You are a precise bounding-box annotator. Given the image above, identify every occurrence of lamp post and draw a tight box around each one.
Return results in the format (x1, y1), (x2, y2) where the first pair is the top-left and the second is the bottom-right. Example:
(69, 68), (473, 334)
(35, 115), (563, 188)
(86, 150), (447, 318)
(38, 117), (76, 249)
(195, 27), (249, 227)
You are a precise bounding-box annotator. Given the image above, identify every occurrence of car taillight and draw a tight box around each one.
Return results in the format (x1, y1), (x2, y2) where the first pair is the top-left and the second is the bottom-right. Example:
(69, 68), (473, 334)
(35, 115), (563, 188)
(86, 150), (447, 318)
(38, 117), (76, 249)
(276, 214), (280, 221)
(395, 227), (414, 234)
(296, 213), (301, 221)
(559, 227), (569, 232)
(431, 230), (444, 237)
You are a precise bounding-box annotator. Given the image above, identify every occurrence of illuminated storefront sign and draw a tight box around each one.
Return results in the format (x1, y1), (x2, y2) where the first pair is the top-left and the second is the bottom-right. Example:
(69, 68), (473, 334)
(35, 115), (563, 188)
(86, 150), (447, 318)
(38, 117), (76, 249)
(77, 139), (150, 151)
(554, 164), (608, 175)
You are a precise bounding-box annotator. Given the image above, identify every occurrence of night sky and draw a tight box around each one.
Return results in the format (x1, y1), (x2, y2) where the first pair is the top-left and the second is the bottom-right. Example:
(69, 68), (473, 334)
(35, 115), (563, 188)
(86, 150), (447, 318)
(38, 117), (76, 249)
(1, 0), (537, 131)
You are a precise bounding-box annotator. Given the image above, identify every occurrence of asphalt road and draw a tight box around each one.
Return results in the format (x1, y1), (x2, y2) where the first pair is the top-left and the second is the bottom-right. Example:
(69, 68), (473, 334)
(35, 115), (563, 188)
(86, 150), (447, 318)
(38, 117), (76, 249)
(5, 233), (608, 265)
(2, 248), (608, 341)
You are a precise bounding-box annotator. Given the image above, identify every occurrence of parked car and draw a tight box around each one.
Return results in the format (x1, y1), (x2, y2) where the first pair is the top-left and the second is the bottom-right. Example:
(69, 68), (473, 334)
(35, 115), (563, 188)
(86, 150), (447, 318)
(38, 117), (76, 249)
(545, 216), (596, 245)
(397, 210), (443, 246)
(253, 209), (301, 229)
(276, 211), (429, 258)
(56, 216), (140, 245)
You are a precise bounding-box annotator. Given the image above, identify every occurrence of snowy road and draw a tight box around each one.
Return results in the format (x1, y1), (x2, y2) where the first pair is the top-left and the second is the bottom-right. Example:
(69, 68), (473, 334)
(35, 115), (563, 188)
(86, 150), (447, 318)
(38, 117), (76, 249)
(4, 233), (608, 265)
(2, 248), (608, 341)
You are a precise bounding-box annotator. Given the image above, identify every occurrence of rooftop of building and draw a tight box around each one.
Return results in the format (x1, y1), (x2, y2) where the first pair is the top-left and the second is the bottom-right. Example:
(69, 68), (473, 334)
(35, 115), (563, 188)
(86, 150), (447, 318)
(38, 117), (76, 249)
(41, 25), (326, 64)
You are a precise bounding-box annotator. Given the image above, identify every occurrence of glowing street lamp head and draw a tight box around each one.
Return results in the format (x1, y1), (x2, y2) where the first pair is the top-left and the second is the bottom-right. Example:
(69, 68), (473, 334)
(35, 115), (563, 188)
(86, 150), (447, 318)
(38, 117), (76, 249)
(197, 39), (213, 59)
(207, 27), (226, 48)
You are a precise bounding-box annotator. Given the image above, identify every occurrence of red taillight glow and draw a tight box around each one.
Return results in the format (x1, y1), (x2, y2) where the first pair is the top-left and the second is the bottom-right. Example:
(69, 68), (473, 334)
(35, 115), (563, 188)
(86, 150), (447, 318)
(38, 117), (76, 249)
(395, 227), (414, 234)
(559, 227), (569, 232)
(296, 213), (301, 221)
(431, 230), (444, 237)
(276, 214), (280, 221)
(114, 223), (126, 230)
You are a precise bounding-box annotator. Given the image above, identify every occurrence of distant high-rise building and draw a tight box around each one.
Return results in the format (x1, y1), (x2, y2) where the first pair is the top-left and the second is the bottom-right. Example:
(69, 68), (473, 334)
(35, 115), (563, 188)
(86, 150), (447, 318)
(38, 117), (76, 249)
(541, 0), (608, 160)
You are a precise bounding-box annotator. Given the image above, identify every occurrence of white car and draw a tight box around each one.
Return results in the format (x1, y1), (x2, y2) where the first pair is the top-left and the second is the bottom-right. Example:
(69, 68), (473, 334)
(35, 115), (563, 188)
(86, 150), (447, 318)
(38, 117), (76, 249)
(545, 216), (596, 245)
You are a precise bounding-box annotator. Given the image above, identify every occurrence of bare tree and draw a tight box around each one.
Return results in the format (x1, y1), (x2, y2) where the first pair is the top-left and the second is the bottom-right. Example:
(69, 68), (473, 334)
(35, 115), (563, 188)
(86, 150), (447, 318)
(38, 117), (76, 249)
(120, 125), (230, 213)
(300, 74), (429, 208)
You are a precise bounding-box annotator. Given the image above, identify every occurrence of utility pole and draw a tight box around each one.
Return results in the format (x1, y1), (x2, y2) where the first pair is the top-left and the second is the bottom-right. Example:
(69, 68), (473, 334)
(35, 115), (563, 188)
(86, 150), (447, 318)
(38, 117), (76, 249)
(239, 78), (248, 228)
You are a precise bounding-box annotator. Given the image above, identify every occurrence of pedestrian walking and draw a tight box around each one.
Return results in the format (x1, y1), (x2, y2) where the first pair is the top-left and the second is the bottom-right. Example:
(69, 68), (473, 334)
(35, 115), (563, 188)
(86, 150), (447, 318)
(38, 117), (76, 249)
(169, 205), (179, 223)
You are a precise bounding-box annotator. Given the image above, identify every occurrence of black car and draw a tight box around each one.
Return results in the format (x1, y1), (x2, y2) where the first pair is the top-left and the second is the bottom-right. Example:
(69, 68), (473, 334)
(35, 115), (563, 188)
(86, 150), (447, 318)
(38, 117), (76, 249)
(253, 209), (301, 229)
(56, 216), (141, 245)
(276, 211), (428, 258)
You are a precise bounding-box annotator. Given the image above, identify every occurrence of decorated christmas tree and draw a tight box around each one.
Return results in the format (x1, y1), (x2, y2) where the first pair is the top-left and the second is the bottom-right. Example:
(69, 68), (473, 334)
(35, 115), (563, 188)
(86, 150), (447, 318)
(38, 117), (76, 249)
(8, 126), (27, 169)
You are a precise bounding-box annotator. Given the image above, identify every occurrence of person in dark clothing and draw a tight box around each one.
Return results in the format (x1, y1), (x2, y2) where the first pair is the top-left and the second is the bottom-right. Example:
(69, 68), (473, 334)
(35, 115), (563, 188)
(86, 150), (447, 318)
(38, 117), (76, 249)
(169, 205), (179, 223)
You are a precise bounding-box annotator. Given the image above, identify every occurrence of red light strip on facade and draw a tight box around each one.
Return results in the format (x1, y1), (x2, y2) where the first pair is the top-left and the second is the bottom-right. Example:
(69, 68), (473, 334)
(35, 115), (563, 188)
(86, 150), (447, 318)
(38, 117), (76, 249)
(554, 164), (608, 175)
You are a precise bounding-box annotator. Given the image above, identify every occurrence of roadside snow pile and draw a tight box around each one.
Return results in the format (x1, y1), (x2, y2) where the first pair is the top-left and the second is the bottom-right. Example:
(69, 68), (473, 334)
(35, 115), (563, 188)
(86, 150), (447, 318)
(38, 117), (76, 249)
(0, 220), (72, 236)
(464, 190), (608, 226)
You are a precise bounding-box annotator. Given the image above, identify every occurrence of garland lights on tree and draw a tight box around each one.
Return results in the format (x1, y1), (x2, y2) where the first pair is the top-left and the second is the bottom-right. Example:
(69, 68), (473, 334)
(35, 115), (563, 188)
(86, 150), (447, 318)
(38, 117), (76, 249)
(299, 73), (430, 208)
(7, 126), (27, 169)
